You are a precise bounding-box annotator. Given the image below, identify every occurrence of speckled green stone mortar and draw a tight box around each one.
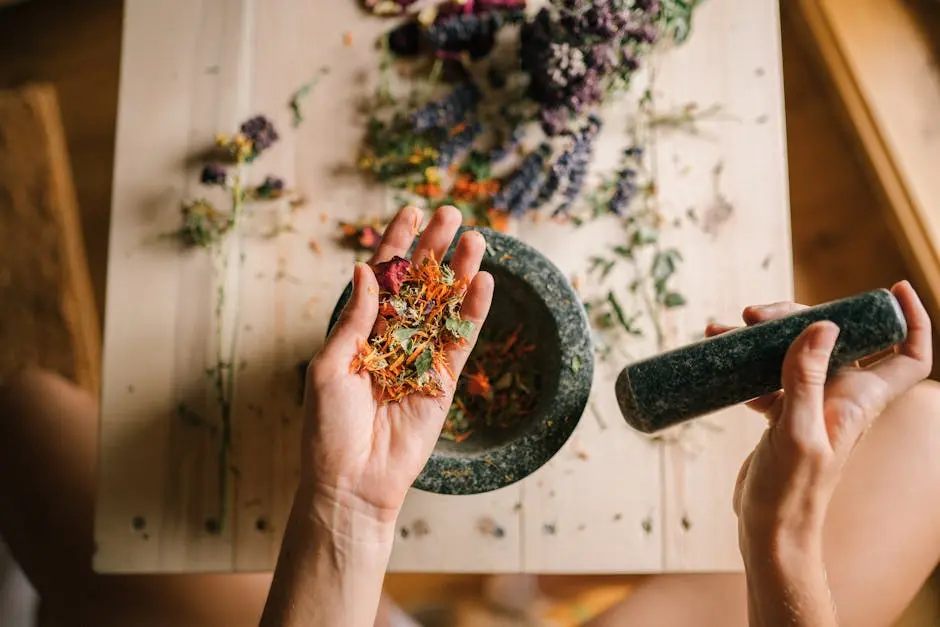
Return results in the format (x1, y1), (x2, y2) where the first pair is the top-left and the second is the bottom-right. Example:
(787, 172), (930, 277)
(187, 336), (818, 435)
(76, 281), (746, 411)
(616, 288), (908, 434)
(328, 226), (593, 495)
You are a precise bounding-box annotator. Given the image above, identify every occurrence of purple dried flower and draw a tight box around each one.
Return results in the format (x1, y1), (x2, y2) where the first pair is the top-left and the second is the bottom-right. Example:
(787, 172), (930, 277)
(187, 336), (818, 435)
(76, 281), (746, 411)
(624, 24), (659, 44)
(438, 122), (483, 168)
(254, 175), (286, 199)
(200, 163), (227, 186)
(388, 20), (422, 57)
(492, 143), (551, 214)
(609, 168), (637, 215)
(426, 11), (522, 59)
(411, 83), (482, 132)
(240, 115), (279, 155)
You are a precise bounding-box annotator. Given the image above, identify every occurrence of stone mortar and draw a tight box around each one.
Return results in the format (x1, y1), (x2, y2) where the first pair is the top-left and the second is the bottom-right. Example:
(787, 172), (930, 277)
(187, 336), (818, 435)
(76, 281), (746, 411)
(328, 226), (594, 495)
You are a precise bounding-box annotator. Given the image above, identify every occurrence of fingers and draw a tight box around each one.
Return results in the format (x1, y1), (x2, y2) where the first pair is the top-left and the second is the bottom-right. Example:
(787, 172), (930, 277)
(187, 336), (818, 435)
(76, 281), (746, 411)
(742, 301), (807, 325)
(412, 205), (462, 265)
(866, 281), (933, 388)
(444, 271), (495, 379)
(324, 263), (379, 358)
(747, 390), (783, 419)
(779, 321), (840, 446)
(368, 206), (423, 265)
(449, 230), (487, 281)
(705, 322), (735, 337)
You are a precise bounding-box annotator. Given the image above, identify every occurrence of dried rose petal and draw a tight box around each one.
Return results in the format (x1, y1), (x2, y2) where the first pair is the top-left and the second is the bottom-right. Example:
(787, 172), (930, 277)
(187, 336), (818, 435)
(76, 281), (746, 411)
(358, 226), (381, 250)
(373, 256), (411, 294)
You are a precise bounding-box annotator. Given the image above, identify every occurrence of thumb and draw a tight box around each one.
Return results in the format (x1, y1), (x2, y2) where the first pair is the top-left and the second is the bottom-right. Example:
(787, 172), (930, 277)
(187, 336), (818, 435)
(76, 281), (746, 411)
(326, 263), (379, 357)
(779, 321), (840, 447)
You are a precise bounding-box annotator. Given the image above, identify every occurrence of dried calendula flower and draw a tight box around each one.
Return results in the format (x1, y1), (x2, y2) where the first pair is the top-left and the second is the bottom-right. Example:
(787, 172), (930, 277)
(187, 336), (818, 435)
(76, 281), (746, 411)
(351, 253), (474, 403)
(442, 324), (539, 443)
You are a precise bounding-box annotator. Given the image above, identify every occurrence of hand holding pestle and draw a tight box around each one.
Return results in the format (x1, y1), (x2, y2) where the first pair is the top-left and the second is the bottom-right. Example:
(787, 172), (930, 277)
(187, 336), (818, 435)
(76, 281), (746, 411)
(615, 289), (908, 434)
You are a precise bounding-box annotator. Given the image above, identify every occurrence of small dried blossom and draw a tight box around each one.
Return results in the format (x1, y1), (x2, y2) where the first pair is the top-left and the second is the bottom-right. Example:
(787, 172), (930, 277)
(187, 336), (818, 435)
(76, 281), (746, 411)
(178, 200), (230, 248)
(253, 175), (286, 200)
(200, 163), (228, 186)
(240, 115), (279, 154)
(374, 256), (412, 294)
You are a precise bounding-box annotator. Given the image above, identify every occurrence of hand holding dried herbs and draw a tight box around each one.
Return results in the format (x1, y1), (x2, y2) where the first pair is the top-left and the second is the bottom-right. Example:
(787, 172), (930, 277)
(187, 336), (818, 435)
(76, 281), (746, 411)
(352, 253), (476, 402)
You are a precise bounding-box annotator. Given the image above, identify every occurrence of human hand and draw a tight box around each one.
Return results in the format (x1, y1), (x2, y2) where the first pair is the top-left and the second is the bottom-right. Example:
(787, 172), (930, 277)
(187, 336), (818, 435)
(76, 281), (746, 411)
(705, 281), (932, 551)
(301, 205), (494, 526)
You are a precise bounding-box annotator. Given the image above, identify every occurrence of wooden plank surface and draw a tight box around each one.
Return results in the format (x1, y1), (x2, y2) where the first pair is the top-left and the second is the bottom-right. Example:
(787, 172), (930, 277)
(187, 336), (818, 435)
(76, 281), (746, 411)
(95, 0), (791, 573)
(0, 83), (101, 395)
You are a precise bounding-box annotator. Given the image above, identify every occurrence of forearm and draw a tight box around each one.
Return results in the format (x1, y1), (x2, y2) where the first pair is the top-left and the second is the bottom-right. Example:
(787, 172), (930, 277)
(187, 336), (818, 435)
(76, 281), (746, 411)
(260, 486), (396, 627)
(743, 532), (838, 627)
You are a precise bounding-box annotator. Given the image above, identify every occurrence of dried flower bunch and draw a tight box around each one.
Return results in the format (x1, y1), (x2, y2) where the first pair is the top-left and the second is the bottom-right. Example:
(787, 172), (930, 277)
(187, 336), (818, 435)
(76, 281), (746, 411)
(177, 115), (288, 248)
(351, 254), (476, 402)
(358, 0), (699, 226)
(172, 113), (291, 533)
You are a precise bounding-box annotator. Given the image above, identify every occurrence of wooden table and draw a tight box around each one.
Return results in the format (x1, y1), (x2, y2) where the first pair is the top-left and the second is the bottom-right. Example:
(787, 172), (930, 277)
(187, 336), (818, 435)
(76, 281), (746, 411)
(95, 0), (792, 574)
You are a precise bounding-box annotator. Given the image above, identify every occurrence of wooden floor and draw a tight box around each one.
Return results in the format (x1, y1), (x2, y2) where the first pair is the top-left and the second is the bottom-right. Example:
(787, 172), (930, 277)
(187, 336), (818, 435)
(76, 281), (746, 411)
(0, 0), (925, 620)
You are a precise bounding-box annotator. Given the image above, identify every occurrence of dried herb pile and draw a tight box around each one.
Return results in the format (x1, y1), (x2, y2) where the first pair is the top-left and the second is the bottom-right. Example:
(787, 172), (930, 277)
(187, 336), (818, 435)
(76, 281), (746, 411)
(352, 254), (476, 402)
(357, 0), (700, 226)
(443, 325), (539, 442)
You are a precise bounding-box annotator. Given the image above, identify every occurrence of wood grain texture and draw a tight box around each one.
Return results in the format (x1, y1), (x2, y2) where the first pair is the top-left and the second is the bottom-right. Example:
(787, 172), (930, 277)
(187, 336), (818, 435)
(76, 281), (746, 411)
(0, 83), (101, 395)
(788, 0), (940, 326)
(95, 0), (791, 573)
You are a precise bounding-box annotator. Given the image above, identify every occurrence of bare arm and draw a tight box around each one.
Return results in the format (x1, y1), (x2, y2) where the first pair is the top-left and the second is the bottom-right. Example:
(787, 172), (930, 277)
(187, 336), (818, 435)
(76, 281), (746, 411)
(259, 206), (493, 627)
(743, 532), (837, 627)
(260, 486), (395, 627)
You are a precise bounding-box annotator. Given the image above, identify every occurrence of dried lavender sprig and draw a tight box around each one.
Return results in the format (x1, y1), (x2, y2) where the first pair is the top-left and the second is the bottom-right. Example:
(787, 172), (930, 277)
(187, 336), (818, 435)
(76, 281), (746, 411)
(411, 82), (483, 133)
(489, 125), (525, 163)
(554, 114), (603, 214)
(608, 168), (638, 216)
(426, 10), (524, 53)
(438, 121), (483, 168)
(492, 143), (551, 214)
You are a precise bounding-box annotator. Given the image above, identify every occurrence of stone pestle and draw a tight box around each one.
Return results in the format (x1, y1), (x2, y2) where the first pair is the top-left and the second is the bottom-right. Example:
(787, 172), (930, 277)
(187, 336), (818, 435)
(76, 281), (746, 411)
(615, 289), (908, 434)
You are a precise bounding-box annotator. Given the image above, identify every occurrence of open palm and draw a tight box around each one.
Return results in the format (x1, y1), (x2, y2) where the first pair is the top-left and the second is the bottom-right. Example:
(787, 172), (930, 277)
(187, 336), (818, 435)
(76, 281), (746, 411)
(301, 206), (494, 521)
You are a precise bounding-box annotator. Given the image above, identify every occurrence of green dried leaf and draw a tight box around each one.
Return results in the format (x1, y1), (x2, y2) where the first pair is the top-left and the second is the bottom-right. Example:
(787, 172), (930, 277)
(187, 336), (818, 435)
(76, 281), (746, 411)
(393, 327), (419, 353)
(415, 349), (433, 376)
(606, 291), (630, 331)
(651, 250), (678, 282)
(445, 317), (475, 340)
(612, 245), (634, 259)
(663, 292), (687, 308)
(571, 355), (583, 375)
(631, 226), (659, 246)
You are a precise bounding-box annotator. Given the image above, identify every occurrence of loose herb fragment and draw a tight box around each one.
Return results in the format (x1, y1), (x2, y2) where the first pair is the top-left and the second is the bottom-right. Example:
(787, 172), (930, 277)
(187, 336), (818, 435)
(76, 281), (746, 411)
(352, 254), (473, 402)
(442, 324), (539, 442)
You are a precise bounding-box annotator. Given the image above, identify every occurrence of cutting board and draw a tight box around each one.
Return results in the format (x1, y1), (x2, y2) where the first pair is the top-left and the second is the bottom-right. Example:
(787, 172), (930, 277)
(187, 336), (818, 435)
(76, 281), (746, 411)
(95, 0), (792, 573)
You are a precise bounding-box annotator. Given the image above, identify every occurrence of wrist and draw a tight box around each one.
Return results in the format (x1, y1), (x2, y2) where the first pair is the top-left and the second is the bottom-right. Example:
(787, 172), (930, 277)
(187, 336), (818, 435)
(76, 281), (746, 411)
(295, 482), (399, 546)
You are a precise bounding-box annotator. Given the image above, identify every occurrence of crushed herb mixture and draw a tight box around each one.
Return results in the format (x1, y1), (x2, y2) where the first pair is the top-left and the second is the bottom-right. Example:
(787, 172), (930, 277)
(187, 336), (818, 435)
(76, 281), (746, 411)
(443, 324), (539, 443)
(351, 254), (476, 402)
